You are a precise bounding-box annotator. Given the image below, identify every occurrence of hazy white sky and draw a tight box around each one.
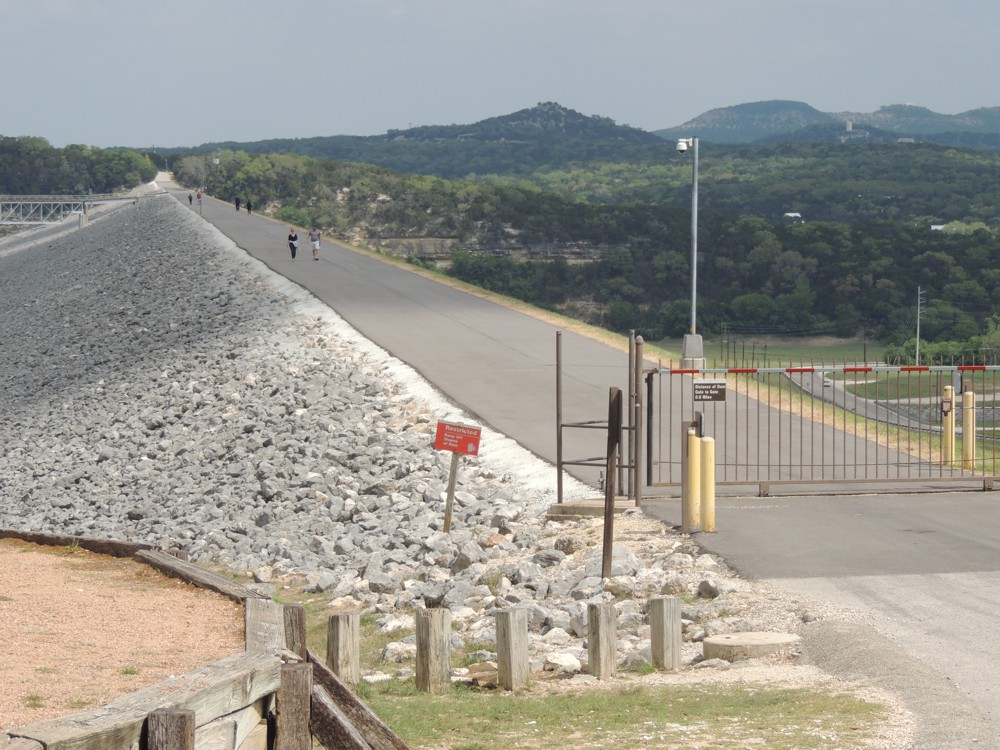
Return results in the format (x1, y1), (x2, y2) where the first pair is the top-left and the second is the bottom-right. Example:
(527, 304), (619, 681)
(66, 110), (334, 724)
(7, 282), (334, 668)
(2, 0), (997, 148)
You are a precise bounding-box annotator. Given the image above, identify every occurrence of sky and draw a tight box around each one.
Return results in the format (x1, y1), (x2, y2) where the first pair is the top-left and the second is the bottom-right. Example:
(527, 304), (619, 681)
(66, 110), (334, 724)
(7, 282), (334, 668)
(2, 0), (998, 149)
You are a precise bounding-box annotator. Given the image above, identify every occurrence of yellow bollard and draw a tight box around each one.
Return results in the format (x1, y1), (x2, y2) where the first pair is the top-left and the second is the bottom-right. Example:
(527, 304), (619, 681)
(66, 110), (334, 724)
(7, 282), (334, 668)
(700, 437), (716, 532)
(683, 429), (701, 533)
(962, 390), (976, 470)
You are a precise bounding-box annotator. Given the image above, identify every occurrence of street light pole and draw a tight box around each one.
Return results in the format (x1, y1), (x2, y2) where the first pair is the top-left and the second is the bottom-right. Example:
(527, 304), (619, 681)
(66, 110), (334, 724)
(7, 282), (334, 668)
(677, 136), (705, 368)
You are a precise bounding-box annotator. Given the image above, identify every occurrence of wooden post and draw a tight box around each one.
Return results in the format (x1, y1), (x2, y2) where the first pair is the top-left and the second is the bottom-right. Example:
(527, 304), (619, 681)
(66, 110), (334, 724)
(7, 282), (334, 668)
(649, 596), (682, 671)
(415, 608), (451, 694)
(275, 663), (312, 750)
(284, 604), (308, 660)
(602, 388), (622, 579)
(147, 708), (195, 750)
(496, 608), (529, 691)
(443, 451), (460, 532)
(587, 603), (617, 680)
(327, 611), (361, 686)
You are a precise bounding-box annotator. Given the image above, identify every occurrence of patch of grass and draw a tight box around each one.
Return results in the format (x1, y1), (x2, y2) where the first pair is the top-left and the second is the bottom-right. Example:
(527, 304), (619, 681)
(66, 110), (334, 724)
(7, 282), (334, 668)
(35, 666), (58, 674)
(23, 694), (45, 709)
(121, 666), (140, 676)
(480, 571), (503, 596)
(362, 683), (889, 750)
(59, 539), (81, 556)
(621, 661), (657, 676)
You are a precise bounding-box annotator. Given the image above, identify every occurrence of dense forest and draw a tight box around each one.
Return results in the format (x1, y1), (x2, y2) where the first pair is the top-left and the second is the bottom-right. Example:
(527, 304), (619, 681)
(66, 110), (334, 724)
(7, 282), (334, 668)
(0, 136), (157, 194)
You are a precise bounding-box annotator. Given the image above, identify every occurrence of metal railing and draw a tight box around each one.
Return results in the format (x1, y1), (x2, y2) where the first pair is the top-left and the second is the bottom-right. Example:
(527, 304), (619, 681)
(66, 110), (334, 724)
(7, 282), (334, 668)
(0, 194), (138, 225)
(651, 364), (999, 493)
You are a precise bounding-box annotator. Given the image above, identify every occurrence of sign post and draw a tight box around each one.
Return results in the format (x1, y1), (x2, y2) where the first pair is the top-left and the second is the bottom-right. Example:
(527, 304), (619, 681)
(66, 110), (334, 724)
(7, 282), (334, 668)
(433, 421), (482, 533)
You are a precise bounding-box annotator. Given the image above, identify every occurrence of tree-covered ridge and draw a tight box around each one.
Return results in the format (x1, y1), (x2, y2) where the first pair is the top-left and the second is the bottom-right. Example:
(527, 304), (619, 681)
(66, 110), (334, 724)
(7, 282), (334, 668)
(0, 136), (157, 194)
(490, 141), (1000, 228)
(170, 103), (668, 179)
(174, 149), (1000, 350)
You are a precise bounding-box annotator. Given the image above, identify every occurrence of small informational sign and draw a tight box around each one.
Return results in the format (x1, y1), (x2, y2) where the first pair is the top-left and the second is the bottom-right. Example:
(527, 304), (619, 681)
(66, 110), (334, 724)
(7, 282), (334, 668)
(693, 379), (727, 402)
(434, 421), (482, 456)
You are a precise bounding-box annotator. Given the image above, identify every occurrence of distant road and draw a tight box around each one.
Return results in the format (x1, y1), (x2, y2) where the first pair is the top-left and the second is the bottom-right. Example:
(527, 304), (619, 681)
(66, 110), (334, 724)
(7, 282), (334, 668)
(164, 178), (1000, 745)
(163, 178), (634, 490)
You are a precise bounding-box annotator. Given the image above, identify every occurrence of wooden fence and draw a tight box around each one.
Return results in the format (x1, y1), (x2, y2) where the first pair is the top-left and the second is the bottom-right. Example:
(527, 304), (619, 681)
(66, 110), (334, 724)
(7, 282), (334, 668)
(2, 530), (687, 750)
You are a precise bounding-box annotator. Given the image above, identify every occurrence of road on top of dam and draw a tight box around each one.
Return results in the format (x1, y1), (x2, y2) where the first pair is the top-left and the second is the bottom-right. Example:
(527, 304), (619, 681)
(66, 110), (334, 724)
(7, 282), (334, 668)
(165, 180), (1000, 747)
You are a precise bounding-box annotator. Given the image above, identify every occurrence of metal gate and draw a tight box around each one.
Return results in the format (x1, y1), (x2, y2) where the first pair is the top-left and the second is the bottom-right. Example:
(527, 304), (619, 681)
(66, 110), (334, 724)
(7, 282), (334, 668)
(650, 364), (999, 493)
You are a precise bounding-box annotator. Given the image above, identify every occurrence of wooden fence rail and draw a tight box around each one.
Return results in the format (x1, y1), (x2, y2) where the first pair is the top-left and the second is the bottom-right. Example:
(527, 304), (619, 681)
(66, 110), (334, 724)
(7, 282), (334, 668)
(3, 530), (686, 750)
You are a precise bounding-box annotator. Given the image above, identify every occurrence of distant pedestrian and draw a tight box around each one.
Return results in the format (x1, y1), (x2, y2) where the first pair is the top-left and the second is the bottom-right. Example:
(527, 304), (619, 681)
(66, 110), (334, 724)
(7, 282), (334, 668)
(235, 197), (241, 211)
(308, 225), (321, 260)
(245, 199), (252, 215)
(196, 190), (202, 205)
(288, 228), (298, 260)
(188, 193), (193, 206)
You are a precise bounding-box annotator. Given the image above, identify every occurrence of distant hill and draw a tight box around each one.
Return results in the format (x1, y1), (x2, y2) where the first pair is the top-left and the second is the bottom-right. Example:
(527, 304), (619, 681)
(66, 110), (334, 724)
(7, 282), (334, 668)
(181, 102), (667, 179)
(655, 100), (1000, 146)
(164, 99), (1000, 181)
(656, 100), (838, 143)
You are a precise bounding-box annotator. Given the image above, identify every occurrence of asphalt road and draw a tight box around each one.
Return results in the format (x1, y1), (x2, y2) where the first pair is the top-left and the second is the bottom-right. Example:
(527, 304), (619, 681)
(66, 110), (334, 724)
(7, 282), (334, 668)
(165, 181), (1000, 747)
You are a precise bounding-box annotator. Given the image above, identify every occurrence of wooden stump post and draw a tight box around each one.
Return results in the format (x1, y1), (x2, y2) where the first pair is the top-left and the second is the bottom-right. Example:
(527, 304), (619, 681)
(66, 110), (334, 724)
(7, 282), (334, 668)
(284, 603), (308, 660)
(496, 608), (529, 691)
(587, 603), (617, 680)
(275, 662), (312, 750)
(326, 611), (361, 686)
(649, 596), (682, 671)
(415, 607), (451, 694)
(147, 708), (195, 750)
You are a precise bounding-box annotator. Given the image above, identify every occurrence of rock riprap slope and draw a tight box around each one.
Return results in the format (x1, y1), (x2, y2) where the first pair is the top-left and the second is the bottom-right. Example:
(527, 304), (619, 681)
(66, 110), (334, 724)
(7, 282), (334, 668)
(0, 196), (819, 674)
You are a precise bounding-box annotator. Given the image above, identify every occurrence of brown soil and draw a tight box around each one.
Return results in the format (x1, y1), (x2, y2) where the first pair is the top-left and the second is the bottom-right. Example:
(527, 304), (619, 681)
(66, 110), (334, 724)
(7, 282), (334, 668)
(0, 539), (246, 733)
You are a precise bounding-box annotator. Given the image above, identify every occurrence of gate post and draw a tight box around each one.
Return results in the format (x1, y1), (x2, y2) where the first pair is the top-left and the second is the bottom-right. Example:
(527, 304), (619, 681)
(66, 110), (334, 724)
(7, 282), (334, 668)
(942, 385), (955, 465)
(634, 336), (644, 507)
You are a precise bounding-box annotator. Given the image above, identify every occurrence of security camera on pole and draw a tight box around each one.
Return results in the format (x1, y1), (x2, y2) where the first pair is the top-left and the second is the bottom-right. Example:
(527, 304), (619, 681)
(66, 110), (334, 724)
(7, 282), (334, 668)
(677, 136), (706, 370)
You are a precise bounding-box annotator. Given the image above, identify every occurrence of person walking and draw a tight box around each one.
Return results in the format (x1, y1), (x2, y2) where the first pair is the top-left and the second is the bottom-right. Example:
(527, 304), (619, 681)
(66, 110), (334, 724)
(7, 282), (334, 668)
(234, 197), (241, 212)
(188, 193), (193, 206)
(288, 228), (298, 260)
(246, 199), (253, 215)
(309, 225), (321, 260)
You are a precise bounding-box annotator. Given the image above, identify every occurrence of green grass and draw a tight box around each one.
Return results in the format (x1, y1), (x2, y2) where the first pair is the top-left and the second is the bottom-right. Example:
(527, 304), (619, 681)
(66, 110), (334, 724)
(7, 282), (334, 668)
(656, 335), (885, 368)
(359, 682), (889, 750)
(23, 694), (45, 709)
(273, 581), (897, 749)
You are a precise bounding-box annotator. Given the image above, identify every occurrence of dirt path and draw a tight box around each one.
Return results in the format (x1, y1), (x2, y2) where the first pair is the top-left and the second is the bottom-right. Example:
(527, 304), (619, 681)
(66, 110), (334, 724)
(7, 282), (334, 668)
(0, 539), (245, 732)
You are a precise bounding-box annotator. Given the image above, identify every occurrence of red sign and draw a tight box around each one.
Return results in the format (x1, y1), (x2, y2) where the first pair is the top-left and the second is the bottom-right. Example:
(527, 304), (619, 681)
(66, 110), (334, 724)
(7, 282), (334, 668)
(434, 421), (482, 456)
